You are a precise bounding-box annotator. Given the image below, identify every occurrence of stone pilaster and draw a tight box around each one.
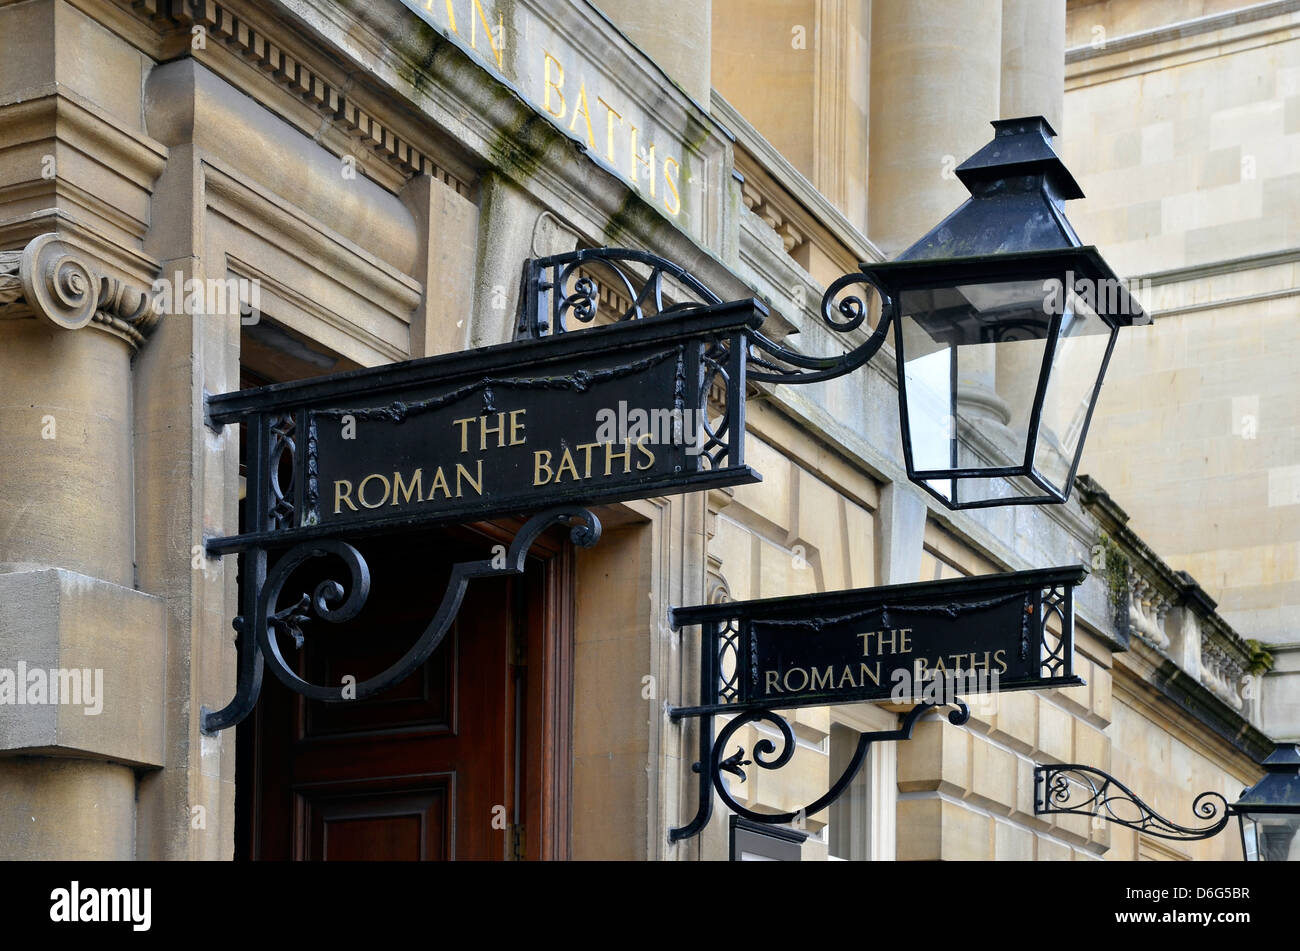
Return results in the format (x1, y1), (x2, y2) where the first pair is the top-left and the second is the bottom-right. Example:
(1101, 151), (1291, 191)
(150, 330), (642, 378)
(0, 233), (165, 860)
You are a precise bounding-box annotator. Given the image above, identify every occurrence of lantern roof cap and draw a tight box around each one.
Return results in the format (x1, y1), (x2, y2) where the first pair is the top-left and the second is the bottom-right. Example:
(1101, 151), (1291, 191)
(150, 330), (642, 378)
(1235, 743), (1300, 813)
(955, 116), (1084, 199)
(897, 116), (1089, 262)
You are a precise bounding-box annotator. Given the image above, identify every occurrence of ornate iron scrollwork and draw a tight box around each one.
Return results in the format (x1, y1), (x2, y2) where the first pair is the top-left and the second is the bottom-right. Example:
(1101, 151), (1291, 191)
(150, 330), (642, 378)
(516, 247), (895, 387)
(667, 567), (1086, 842)
(1034, 764), (1233, 841)
(671, 700), (969, 841)
(268, 413), (298, 530)
(201, 507), (600, 733)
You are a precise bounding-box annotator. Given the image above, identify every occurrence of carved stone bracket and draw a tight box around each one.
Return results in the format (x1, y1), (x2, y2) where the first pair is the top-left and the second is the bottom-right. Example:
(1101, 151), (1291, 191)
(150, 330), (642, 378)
(0, 234), (159, 348)
(741, 177), (808, 256)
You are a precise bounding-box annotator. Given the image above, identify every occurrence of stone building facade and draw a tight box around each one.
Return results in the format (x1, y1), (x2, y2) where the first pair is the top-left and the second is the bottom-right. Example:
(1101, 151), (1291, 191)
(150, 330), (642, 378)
(1061, 0), (1300, 747)
(0, 0), (1289, 860)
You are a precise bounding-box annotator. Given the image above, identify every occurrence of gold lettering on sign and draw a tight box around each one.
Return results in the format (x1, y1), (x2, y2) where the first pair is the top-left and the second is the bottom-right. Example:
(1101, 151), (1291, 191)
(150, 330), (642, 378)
(635, 433), (656, 470)
(508, 409), (527, 446)
(335, 479), (358, 513)
(538, 50), (682, 217)
(454, 411), (529, 452)
(809, 666), (834, 691)
(456, 461), (483, 497)
(554, 447), (581, 482)
(469, 0), (504, 69)
(569, 83), (597, 150)
(427, 466), (452, 499)
(480, 412), (505, 450)
(543, 51), (565, 118)
(663, 157), (681, 216)
(597, 97), (622, 162)
(453, 416), (474, 453)
(856, 628), (914, 657)
(358, 473), (391, 509)
(393, 469), (424, 505)
(575, 442), (600, 479)
(604, 440), (632, 476)
(533, 450), (552, 485)
(532, 438), (659, 486)
(431, 0), (456, 31)
(409, 4), (692, 220)
(429, 0), (504, 69)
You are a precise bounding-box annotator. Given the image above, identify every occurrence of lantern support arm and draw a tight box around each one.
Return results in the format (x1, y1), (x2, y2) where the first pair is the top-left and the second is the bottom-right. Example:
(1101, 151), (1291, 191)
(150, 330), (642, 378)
(516, 247), (895, 387)
(1034, 763), (1234, 841)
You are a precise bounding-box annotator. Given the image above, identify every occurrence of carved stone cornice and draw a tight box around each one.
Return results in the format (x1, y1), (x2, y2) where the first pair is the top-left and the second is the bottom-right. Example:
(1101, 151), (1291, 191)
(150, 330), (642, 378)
(0, 234), (159, 349)
(116, 0), (472, 197)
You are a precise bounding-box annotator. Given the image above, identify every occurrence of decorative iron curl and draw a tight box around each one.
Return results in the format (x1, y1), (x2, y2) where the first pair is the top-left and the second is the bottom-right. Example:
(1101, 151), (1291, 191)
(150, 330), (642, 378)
(703, 700), (968, 829)
(523, 249), (724, 338)
(1034, 764), (1233, 841)
(244, 507), (601, 706)
(562, 274), (598, 324)
(820, 271), (870, 333)
(268, 415), (297, 530)
(519, 248), (898, 388)
(746, 271), (894, 385)
(696, 347), (731, 469)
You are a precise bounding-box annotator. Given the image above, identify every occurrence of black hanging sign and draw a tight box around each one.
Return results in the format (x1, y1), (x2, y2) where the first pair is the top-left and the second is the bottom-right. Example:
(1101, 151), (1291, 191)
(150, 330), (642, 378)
(671, 565), (1086, 716)
(206, 300), (763, 554)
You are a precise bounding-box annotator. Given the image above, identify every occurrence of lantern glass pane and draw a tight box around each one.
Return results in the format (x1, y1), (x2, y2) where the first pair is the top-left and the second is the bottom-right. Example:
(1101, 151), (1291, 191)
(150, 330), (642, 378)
(1032, 292), (1113, 493)
(1242, 813), (1300, 861)
(899, 280), (1052, 501)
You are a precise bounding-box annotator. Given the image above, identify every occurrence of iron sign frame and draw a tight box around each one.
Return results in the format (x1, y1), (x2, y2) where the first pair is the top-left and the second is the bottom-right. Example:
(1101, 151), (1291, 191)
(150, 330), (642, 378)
(668, 565), (1086, 841)
(201, 299), (765, 733)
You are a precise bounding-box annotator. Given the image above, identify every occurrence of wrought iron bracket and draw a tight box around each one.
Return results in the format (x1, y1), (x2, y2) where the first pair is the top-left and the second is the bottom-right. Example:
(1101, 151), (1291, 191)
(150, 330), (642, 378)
(200, 506), (600, 734)
(669, 700), (969, 843)
(516, 247), (894, 386)
(1034, 763), (1234, 841)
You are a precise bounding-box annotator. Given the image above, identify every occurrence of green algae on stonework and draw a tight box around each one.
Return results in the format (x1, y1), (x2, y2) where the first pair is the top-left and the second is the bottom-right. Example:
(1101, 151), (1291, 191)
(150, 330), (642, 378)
(602, 190), (663, 247)
(1095, 531), (1130, 611)
(487, 110), (550, 182)
(1244, 639), (1274, 675)
(401, 20), (442, 98)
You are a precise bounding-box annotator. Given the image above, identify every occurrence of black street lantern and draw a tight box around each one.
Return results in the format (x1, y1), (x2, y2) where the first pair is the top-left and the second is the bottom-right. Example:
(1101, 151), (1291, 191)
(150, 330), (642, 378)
(860, 117), (1147, 510)
(1236, 744), (1300, 861)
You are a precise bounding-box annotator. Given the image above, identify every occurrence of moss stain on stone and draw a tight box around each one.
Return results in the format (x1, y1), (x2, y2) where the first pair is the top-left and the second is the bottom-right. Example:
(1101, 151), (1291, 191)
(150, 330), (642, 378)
(486, 106), (552, 184)
(1096, 531), (1130, 612)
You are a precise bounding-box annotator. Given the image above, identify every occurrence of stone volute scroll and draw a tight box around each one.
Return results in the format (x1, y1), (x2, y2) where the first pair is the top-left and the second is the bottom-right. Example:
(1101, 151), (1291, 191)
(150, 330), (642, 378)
(0, 233), (159, 347)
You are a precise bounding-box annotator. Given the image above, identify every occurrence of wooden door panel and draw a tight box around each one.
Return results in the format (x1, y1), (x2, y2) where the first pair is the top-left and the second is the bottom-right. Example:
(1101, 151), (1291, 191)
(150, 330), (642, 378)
(237, 524), (572, 861)
(302, 628), (454, 739)
(299, 775), (452, 861)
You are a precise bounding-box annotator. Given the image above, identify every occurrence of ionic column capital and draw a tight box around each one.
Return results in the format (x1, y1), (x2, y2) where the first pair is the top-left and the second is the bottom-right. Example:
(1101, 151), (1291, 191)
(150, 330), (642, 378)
(0, 233), (159, 348)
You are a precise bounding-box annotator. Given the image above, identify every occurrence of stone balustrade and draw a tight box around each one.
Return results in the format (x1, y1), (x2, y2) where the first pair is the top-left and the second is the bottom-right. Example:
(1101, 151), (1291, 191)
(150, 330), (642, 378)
(1077, 475), (1264, 724)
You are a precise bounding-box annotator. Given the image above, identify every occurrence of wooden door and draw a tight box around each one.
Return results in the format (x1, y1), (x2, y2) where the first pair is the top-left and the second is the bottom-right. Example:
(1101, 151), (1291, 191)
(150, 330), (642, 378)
(236, 524), (572, 860)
